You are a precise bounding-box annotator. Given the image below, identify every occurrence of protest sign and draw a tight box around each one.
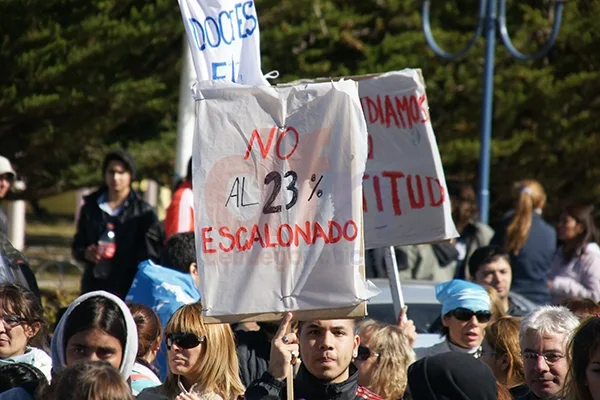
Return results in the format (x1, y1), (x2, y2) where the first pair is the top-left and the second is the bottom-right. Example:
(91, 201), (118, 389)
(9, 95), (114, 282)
(288, 71), (458, 249)
(359, 70), (457, 248)
(177, 0), (269, 85)
(192, 80), (379, 322)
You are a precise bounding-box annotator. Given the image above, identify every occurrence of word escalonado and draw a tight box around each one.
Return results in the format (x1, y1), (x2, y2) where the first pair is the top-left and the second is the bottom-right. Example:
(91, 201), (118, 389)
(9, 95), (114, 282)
(200, 220), (358, 254)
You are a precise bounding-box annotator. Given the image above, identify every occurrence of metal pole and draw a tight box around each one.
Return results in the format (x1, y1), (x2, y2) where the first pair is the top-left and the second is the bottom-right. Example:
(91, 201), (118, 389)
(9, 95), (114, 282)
(478, 0), (497, 224)
(421, 0), (566, 224)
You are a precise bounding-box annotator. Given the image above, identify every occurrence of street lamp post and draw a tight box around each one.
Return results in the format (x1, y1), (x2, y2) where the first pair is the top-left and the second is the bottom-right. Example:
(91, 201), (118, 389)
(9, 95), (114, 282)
(422, 0), (567, 223)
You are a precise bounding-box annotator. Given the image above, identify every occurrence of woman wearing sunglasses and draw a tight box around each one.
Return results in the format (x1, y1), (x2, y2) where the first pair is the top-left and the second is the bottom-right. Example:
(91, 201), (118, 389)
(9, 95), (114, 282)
(355, 319), (415, 400)
(415, 279), (492, 360)
(0, 283), (52, 381)
(137, 302), (245, 400)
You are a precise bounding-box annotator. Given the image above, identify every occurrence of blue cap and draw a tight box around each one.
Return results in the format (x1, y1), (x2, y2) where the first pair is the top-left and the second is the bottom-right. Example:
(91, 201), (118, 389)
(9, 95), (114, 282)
(436, 279), (490, 317)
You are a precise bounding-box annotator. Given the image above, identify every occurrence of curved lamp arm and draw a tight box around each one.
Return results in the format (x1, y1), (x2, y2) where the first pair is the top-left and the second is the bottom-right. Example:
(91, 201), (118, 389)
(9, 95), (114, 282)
(498, 0), (566, 61)
(421, 0), (488, 61)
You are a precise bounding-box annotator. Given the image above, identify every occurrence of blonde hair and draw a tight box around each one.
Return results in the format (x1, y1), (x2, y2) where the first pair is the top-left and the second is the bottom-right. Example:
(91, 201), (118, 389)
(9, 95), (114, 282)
(483, 285), (507, 324)
(485, 316), (525, 388)
(357, 319), (415, 400)
(163, 303), (245, 399)
(51, 361), (134, 400)
(505, 179), (546, 254)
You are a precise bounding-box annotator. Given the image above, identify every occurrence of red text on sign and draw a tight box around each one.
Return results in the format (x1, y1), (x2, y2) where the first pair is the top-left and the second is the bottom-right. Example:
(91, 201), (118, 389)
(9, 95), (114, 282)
(360, 94), (430, 130)
(200, 219), (358, 254)
(363, 172), (445, 216)
(244, 125), (300, 160)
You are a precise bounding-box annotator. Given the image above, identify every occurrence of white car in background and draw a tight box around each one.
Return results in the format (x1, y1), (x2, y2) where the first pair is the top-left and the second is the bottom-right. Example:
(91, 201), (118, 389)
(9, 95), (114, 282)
(366, 278), (444, 349)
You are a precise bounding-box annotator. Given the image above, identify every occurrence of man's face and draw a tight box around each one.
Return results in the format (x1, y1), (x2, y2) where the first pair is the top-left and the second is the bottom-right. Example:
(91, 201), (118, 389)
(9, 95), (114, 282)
(474, 257), (512, 300)
(104, 161), (131, 193)
(299, 319), (359, 383)
(0, 174), (12, 198)
(521, 330), (569, 399)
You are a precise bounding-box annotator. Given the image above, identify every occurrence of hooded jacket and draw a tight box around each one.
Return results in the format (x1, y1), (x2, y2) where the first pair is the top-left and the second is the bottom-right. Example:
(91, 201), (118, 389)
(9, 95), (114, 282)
(408, 352), (497, 400)
(0, 346), (52, 382)
(50, 290), (138, 379)
(245, 363), (383, 400)
(72, 188), (163, 298)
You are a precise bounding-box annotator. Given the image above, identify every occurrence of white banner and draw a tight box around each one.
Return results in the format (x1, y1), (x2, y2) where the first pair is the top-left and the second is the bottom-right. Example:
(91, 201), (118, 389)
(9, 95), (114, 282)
(192, 81), (378, 317)
(177, 0), (269, 86)
(359, 70), (458, 248)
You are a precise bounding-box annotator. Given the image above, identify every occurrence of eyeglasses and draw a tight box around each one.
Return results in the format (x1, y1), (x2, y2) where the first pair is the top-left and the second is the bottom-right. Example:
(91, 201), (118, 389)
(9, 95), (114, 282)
(450, 308), (492, 323)
(166, 332), (206, 350)
(356, 345), (379, 361)
(0, 315), (26, 328)
(523, 351), (564, 365)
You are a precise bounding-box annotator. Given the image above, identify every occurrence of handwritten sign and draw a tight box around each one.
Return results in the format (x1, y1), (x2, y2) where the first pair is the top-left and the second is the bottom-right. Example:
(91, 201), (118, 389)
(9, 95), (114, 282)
(177, 0), (269, 85)
(192, 81), (378, 319)
(359, 70), (458, 248)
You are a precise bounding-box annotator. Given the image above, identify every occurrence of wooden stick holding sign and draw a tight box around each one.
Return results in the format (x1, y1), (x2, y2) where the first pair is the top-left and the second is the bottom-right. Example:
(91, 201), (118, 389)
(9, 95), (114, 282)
(384, 246), (405, 322)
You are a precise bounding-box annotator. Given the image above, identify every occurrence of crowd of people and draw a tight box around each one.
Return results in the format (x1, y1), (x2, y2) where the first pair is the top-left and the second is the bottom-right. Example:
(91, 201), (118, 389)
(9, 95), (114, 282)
(0, 149), (599, 399)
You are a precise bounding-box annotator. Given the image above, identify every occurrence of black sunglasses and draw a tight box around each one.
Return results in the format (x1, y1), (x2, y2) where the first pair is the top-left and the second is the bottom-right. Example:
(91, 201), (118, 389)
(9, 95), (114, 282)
(166, 332), (206, 350)
(450, 308), (492, 323)
(356, 345), (380, 361)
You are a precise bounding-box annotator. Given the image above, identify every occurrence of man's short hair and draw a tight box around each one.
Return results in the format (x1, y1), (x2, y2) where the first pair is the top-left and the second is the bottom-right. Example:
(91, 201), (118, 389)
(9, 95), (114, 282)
(160, 232), (196, 274)
(519, 306), (579, 347)
(468, 245), (510, 278)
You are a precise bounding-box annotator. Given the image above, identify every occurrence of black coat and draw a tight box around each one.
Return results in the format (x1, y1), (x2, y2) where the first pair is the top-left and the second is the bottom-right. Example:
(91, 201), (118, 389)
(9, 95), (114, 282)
(236, 329), (271, 387)
(245, 364), (383, 400)
(72, 188), (164, 298)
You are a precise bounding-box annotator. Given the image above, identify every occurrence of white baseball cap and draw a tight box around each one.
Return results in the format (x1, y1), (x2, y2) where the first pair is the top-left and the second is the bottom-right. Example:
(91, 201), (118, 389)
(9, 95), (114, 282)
(0, 156), (16, 181)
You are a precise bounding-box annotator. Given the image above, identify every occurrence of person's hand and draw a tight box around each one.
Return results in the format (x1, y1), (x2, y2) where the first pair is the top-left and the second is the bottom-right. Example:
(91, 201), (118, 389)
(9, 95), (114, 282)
(268, 312), (299, 381)
(397, 307), (417, 348)
(84, 244), (100, 263)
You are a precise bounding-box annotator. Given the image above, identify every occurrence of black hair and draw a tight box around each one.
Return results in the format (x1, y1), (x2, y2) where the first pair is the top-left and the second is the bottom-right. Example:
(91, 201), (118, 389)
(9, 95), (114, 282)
(0, 363), (49, 397)
(160, 232), (196, 274)
(63, 296), (127, 354)
(186, 157), (193, 182)
(468, 245), (510, 278)
(102, 149), (136, 180)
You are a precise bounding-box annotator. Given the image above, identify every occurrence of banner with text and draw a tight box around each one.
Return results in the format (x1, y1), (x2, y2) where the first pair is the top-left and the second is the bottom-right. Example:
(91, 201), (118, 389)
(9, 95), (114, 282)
(193, 81), (378, 317)
(359, 70), (458, 248)
(177, 0), (269, 85)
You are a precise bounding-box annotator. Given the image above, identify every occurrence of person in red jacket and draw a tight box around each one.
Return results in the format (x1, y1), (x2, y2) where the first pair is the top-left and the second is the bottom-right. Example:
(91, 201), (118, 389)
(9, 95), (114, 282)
(164, 158), (194, 240)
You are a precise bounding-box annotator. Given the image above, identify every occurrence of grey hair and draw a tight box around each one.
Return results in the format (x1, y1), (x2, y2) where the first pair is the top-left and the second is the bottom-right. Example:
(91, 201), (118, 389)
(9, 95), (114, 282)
(519, 306), (579, 347)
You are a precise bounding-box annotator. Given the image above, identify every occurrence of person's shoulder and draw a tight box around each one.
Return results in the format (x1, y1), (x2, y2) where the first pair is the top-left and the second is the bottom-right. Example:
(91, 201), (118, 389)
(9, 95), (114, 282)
(356, 385), (384, 400)
(137, 385), (167, 400)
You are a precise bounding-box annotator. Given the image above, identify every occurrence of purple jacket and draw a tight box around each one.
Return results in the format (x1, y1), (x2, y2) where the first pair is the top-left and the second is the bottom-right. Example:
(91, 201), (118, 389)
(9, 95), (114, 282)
(549, 242), (600, 304)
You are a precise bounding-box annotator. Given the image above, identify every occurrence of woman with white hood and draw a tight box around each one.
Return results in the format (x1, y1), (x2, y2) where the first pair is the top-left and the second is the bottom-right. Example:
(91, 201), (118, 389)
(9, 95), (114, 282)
(50, 290), (138, 382)
(415, 279), (492, 360)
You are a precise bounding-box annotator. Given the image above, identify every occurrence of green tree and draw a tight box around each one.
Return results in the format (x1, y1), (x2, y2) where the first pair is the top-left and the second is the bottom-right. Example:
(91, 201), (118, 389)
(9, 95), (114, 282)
(0, 0), (183, 200)
(257, 0), (600, 222)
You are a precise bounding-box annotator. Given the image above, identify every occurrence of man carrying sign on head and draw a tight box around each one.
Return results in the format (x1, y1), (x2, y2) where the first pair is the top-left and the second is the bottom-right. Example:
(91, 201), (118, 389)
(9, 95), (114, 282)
(245, 313), (383, 400)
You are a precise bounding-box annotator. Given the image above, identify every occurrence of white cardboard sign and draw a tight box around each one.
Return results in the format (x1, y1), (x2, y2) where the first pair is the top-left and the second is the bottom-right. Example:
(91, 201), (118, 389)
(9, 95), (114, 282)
(359, 70), (458, 248)
(192, 81), (378, 318)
